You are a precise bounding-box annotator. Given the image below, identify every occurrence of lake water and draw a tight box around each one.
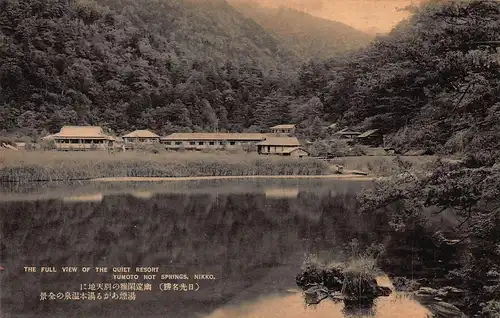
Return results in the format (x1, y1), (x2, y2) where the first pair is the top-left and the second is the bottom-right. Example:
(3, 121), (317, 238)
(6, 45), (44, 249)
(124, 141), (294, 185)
(0, 179), (436, 318)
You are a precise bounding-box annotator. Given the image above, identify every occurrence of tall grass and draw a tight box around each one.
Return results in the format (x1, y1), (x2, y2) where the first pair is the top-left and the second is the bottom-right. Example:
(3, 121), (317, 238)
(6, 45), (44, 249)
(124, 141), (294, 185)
(329, 155), (437, 176)
(0, 151), (331, 182)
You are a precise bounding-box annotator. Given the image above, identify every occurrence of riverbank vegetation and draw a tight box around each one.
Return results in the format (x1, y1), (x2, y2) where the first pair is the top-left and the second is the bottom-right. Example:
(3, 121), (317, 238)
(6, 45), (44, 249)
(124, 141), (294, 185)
(328, 155), (436, 177)
(359, 155), (500, 315)
(0, 151), (331, 182)
(338, 1), (500, 315)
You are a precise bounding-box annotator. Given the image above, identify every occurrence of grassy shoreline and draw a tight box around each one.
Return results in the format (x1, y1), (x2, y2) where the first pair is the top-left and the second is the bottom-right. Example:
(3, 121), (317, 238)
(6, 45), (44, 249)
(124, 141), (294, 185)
(0, 151), (439, 183)
(0, 151), (333, 183)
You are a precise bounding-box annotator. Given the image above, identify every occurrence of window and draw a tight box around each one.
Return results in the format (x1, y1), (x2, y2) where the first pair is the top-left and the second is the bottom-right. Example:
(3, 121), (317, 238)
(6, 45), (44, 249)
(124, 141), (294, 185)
(175, 141), (182, 145)
(198, 141), (204, 145)
(189, 142), (196, 145)
(219, 141), (224, 145)
(229, 141), (235, 145)
(165, 142), (171, 145)
(209, 142), (215, 145)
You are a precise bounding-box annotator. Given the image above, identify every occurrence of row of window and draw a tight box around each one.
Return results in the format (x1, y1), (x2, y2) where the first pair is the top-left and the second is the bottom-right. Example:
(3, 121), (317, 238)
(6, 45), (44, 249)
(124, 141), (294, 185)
(163, 141), (238, 146)
(124, 138), (157, 143)
(55, 139), (108, 144)
(272, 130), (292, 133)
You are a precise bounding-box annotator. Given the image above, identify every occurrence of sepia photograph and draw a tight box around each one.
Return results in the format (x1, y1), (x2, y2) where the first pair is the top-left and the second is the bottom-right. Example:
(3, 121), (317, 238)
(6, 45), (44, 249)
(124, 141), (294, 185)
(1, 0), (499, 317)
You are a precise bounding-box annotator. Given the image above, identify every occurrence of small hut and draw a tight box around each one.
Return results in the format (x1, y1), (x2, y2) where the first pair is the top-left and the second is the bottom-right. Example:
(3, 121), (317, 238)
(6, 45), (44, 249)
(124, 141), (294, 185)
(122, 130), (160, 148)
(269, 124), (296, 135)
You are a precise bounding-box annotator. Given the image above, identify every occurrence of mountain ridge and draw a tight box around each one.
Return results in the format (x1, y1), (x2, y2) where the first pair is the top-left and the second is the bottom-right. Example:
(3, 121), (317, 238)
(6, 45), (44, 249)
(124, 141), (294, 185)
(228, 0), (373, 60)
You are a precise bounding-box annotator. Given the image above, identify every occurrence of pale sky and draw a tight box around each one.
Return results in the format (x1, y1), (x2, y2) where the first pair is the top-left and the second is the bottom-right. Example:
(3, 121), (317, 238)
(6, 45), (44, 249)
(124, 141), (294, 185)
(240, 0), (424, 34)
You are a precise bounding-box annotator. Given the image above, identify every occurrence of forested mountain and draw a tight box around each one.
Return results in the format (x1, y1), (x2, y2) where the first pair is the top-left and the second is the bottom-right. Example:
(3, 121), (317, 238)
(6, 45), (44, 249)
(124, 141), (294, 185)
(228, 1), (372, 60)
(0, 0), (301, 136)
(2, 0), (500, 162)
(298, 0), (500, 160)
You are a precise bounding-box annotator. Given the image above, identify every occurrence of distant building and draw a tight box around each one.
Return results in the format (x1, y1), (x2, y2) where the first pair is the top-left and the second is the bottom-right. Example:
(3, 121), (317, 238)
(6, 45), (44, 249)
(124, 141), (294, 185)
(356, 129), (384, 147)
(269, 124), (296, 135)
(42, 126), (115, 151)
(334, 128), (361, 139)
(122, 130), (160, 147)
(160, 133), (267, 150)
(256, 137), (309, 157)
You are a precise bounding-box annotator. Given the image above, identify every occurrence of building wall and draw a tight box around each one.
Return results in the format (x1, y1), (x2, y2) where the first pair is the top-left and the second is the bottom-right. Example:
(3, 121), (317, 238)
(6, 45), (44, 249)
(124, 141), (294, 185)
(258, 145), (298, 154)
(162, 140), (260, 150)
(123, 137), (160, 144)
(54, 139), (112, 150)
(270, 128), (294, 134)
(290, 149), (309, 157)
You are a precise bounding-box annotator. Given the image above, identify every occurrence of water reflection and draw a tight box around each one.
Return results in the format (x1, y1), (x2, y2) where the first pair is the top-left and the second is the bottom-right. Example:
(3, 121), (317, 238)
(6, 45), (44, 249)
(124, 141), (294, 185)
(62, 193), (104, 203)
(0, 180), (436, 317)
(264, 187), (299, 198)
(130, 191), (154, 199)
(204, 279), (431, 318)
(204, 293), (431, 318)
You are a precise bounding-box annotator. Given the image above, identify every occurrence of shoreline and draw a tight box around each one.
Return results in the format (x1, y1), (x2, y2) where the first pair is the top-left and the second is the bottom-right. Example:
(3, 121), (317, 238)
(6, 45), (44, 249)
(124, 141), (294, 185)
(0, 152), (435, 183)
(89, 174), (376, 182)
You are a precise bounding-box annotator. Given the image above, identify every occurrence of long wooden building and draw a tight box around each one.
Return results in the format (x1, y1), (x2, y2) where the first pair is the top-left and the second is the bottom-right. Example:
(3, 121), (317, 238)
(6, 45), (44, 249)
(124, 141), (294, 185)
(160, 133), (267, 150)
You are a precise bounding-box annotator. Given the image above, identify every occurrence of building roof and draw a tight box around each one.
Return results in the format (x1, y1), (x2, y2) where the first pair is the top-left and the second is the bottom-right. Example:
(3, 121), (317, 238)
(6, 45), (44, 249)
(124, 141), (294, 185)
(161, 133), (267, 141)
(256, 137), (301, 146)
(270, 124), (296, 130)
(122, 130), (160, 138)
(44, 126), (114, 140)
(334, 128), (361, 135)
(335, 131), (361, 135)
(357, 129), (380, 138)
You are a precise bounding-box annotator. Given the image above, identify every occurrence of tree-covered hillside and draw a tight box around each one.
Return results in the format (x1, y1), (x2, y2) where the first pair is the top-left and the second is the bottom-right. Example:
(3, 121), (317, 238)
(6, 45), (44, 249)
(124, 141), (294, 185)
(298, 0), (500, 160)
(0, 0), (300, 136)
(229, 1), (372, 60)
(2, 0), (500, 162)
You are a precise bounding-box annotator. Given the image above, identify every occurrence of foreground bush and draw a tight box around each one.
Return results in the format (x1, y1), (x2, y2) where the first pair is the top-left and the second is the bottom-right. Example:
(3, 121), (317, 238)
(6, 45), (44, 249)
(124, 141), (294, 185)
(296, 254), (391, 308)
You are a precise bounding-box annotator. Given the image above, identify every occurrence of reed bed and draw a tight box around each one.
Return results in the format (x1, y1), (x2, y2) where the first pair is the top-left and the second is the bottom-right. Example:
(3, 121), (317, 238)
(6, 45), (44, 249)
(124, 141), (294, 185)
(0, 151), (331, 183)
(329, 155), (437, 176)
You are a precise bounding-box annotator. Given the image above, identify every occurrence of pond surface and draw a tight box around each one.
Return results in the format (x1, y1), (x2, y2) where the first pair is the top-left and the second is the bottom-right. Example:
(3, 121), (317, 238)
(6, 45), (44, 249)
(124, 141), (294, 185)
(0, 179), (436, 318)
